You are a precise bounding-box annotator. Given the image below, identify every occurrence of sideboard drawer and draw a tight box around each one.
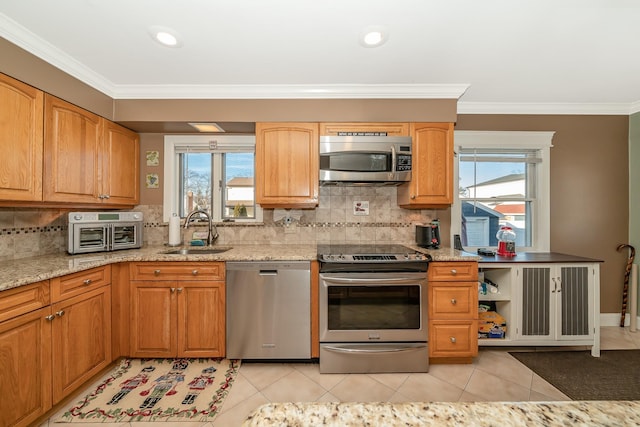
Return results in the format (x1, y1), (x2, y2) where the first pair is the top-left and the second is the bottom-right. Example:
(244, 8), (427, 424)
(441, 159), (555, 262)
(428, 262), (478, 282)
(429, 320), (478, 357)
(0, 280), (50, 323)
(429, 285), (475, 319)
(130, 262), (225, 281)
(51, 265), (111, 302)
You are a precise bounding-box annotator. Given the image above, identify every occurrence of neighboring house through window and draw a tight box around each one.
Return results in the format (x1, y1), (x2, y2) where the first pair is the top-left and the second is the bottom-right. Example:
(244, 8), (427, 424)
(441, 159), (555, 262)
(452, 131), (554, 252)
(163, 135), (262, 223)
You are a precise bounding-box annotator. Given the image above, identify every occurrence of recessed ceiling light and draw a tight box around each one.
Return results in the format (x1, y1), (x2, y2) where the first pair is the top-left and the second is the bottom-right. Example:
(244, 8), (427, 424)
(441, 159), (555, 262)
(188, 122), (225, 133)
(149, 26), (182, 48)
(360, 26), (388, 48)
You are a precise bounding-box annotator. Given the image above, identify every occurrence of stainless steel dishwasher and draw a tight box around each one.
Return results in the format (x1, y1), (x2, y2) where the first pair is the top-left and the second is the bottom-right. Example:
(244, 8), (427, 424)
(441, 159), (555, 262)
(226, 261), (311, 359)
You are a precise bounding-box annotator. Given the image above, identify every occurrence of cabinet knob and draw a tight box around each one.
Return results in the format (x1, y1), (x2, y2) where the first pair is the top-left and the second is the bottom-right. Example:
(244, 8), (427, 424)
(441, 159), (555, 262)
(171, 287), (176, 293)
(450, 269), (457, 275)
(83, 279), (92, 285)
(104, 194), (110, 199)
(177, 288), (183, 293)
(45, 314), (55, 321)
(154, 269), (161, 276)
(450, 336), (457, 343)
(55, 310), (65, 317)
(451, 298), (457, 305)
(411, 195), (416, 199)
(192, 270), (199, 276)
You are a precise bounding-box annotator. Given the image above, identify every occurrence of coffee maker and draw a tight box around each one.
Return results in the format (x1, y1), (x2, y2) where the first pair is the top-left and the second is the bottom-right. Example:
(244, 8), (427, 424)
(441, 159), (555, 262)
(416, 220), (441, 249)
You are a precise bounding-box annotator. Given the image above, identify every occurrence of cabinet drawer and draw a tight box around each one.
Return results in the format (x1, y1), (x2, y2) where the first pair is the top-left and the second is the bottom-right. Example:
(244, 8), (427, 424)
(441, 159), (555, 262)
(429, 320), (478, 357)
(51, 266), (111, 302)
(429, 285), (476, 319)
(130, 262), (225, 281)
(0, 281), (50, 323)
(429, 262), (478, 281)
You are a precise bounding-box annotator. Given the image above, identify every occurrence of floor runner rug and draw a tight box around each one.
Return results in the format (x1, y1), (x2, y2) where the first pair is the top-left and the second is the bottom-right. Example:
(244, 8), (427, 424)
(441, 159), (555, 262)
(510, 349), (640, 401)
(55, 358), (240, 423)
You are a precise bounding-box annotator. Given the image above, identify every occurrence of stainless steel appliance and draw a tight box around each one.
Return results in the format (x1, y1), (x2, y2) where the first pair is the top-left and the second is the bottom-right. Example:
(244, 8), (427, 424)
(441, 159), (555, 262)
(319, 135), (412, 185)
(318, 244), (431, 373)
(67, 211), (143, 254)
(226, 261), (311, 359)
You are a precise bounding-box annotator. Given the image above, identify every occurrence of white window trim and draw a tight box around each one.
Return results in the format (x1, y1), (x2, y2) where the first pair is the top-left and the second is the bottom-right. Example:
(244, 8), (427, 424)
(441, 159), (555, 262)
(163, 135), (262, 223)
(452, 131), (554, 252)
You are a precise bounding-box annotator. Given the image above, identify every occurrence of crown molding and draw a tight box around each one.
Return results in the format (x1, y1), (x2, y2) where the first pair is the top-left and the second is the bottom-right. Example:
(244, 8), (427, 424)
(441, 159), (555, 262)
(457, 101), (633, 116)
(111, 83), (470, 100)
(0, 13), (117, 95)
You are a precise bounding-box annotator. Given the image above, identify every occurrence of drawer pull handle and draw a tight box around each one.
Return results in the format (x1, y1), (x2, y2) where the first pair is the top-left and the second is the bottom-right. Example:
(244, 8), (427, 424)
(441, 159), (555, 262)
(154, 269), (161, 276)
(192, 270), (198, 276)
(55, 310), (65, 317)
(451, 298), (457, 305)
(83, 279), (92, 285)
(450, 336), (457, 343)
(45, 314), (55, 321)
(450, 269), (457, 275)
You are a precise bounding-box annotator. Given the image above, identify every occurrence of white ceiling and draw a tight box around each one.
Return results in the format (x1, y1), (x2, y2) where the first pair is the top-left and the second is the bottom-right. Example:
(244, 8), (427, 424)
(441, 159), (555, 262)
(1, 0), (640, 114)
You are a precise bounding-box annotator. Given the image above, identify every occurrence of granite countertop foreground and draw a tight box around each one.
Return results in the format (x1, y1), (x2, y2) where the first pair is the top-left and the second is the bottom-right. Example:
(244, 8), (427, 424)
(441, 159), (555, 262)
(242, 401), (640, 427)
(0, 244), (478, 292)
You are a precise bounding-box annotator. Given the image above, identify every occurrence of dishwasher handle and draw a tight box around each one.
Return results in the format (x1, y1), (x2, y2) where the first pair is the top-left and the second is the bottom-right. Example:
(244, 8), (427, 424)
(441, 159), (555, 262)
(259, 270), (278, 275)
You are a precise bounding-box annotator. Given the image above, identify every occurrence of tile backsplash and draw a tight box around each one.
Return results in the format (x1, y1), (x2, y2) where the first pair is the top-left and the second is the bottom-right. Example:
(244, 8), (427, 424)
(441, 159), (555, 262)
(0, 186), (449, 261)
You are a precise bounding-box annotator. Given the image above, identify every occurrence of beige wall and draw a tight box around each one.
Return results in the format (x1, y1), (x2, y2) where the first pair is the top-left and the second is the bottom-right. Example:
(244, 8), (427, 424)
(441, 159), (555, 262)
(456, 114), (630, 314)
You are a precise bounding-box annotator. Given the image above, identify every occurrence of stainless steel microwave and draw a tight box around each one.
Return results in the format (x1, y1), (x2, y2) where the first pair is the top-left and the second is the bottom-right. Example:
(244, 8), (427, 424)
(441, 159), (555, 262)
(68, 212), (143, 254)
(319, 135), (412, 185)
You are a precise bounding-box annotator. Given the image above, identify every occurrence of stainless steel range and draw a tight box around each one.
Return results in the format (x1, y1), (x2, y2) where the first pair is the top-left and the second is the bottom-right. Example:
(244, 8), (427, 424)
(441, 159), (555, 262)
(318, 244), (431, 373)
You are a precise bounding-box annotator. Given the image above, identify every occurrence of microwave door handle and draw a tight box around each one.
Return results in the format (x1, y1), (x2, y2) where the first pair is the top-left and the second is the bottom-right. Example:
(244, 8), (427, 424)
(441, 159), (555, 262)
(107, 224), (112, 251)
(390, 145), (397, 173)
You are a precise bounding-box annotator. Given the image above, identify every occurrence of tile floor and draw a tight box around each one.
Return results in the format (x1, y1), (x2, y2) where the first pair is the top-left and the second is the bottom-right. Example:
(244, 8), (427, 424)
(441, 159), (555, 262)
(40, 326), (640, 427)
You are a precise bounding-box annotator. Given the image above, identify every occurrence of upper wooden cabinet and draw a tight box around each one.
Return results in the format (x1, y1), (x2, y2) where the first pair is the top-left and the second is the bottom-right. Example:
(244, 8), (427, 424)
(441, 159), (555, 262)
(43, 95), (139, 206)
(398, 122), (454, 209)
(319, 122), (409, 136)
(102, 120), (140, 205)
(0, 73), (44, 202)
(255, 122), (319, 208)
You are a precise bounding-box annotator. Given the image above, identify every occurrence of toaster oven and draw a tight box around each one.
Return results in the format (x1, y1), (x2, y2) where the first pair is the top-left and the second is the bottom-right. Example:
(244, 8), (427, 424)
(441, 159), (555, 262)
(68, 211), (143, 254)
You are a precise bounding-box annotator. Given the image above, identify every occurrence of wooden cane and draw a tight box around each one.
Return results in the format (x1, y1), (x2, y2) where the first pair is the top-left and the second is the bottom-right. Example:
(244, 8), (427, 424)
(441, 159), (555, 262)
(617, 244), (636, 327)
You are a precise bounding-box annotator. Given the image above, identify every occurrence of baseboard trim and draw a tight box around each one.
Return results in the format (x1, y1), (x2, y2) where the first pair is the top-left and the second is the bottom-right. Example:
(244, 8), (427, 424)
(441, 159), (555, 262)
(600, 312), (640, 328)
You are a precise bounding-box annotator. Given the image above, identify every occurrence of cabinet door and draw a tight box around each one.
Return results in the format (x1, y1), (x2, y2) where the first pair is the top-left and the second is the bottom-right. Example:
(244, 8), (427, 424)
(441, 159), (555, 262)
(0, 74), (44, 202)
(557, 265), (594, 340)
(102, 120), (140, 205)
(398, 122), (453, 208)
(51, 286), (111, 404)
(178, 282), (225, 357)
(517, 264), (594, 342)
(255, 122), (319, 208)
(0, 308), (52, 427)
(130, 282), (176, 358)
(44, 95), (102, 203)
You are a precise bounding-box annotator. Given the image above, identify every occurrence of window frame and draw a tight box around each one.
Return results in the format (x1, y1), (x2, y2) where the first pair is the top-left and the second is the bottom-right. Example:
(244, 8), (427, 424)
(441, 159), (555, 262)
(163, 135), (263, 223)
(452, 131), (554, 253)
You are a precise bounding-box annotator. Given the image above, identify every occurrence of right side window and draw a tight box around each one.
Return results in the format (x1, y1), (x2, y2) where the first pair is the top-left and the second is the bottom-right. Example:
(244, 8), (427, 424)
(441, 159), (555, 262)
(452, 131), (554, 252)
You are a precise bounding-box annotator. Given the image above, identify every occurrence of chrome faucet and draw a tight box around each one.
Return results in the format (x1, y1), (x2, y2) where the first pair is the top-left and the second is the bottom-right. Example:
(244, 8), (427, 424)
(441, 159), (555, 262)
(184, 209), (219, 246)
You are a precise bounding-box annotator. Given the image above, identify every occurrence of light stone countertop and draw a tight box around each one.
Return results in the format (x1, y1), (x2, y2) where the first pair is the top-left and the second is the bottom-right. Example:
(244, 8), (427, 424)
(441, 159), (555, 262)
(242, 401), (640, 427)
(0, 244), (478, 292)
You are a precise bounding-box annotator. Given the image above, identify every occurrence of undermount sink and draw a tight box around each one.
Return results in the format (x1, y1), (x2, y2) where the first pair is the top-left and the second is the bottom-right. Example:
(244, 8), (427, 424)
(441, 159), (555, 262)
(163, 247), (232, 255)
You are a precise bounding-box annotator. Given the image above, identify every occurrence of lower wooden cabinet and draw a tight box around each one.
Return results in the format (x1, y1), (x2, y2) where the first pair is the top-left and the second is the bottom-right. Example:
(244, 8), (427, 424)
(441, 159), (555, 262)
(0, 307), (52, 427)
(0, 268), (111, 427)
(428, 261), (479, 361)
(129, 262), (225, 358)
(51, 285), (112, 403)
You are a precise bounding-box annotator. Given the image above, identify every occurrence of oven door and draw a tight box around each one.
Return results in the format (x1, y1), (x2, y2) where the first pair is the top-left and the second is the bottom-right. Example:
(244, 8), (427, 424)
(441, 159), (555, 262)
(319, 272), (428, 343)
(70, 223), (109, 254)
(110, 221), (142, 251)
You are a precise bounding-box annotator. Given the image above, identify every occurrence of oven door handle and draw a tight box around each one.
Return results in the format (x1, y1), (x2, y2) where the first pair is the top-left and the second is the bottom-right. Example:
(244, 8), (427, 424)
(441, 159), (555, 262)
(322, 344), (426, 354)
(320, 276), (420, 285)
